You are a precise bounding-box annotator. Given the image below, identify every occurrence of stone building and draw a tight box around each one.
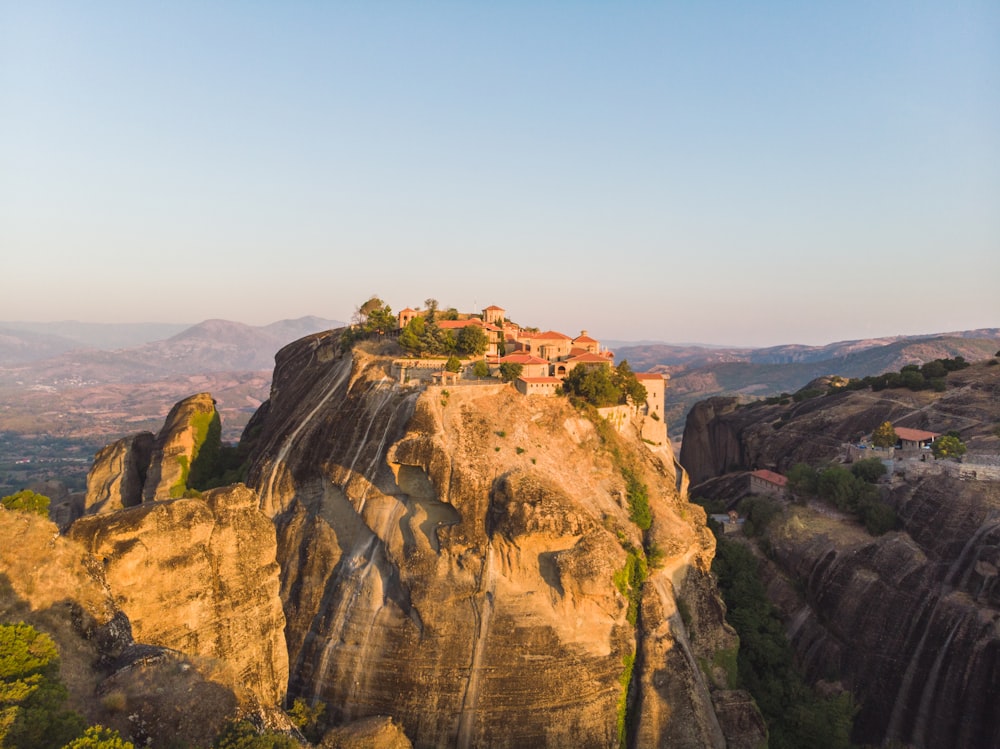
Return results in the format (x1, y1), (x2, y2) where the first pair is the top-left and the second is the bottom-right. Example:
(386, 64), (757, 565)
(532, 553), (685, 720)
(749, 469), (788, 498)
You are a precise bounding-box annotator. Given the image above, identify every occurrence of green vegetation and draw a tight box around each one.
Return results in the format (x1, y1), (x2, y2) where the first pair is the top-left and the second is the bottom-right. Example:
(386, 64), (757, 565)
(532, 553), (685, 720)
(613, 545), (648, 626)
(340, 296), (396, 348)
(788, 463), (898, 536)
(622, 468), (652, 531)
(932, 434), (967, 459)
(498, 363), (523, 383)
(1, 490), (50, 517)
(871, 421), (898, 448)
(63, 726), (133, 748)
(712, 537), (857, 749)
(287, 697), (325, 743)
(455, 325), (488, 357)
(212, 721), (297, 749)
(616, 651), (636, 749)
(471, 360), (490, 379)
(562, 361), (646, 408)
(739, 496), (783, 537)
(841, 356), (970, 393)
(0, 622), (86, 747)
(445, 355), (462, 374)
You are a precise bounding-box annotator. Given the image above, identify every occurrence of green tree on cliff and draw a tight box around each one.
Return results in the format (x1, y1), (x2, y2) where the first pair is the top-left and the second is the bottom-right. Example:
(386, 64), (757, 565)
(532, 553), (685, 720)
(932, 435), (966, 459)
(455, 324), (489, 357)
(0, 622), (85, 747)
(871, 422), (898, 448)
(1, 490), (50, 517)
(498, 363), (523, 382)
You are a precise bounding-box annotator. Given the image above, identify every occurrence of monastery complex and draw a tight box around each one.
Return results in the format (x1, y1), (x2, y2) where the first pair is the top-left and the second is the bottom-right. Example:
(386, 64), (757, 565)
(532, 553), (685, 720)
(389, 303), (668, 422)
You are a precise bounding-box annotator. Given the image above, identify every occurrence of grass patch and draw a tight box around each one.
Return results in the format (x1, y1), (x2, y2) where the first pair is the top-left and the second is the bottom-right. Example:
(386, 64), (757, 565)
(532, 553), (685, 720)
(616, 651), (636, 749)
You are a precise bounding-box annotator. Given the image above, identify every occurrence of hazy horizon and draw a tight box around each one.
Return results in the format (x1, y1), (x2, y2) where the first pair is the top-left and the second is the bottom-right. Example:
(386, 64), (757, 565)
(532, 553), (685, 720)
(3, 3), (997, 347)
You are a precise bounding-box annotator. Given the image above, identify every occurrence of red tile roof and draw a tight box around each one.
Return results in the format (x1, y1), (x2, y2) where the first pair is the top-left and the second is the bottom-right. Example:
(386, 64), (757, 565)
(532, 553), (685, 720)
(437, 319), (477, 329)
(483, 305), (505, 311)
(573, 334), (599, 343)
(531, 330), (572, 340)
(751, 469), (788, 486)
(635, 373), (665, 381)
(894, 427), (940, 442)
(499, 354), (549, 365)
(568, 353), (610, 364)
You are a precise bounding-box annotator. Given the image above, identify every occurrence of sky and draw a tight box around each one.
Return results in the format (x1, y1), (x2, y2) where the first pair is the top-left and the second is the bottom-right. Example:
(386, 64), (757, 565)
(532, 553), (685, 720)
(2, 2), (998, 347)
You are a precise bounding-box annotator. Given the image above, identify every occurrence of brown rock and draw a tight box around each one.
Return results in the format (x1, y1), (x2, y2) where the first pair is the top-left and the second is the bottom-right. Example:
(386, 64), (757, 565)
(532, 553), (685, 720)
(85, 432), (154, 514)
(69, 483), (288, 707)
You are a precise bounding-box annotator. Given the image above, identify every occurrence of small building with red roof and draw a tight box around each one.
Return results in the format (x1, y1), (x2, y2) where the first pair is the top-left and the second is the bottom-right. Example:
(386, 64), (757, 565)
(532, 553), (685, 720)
(749, 469), (788, 498)
(496, 353), (551, 379)
(893, 427), (940, 452)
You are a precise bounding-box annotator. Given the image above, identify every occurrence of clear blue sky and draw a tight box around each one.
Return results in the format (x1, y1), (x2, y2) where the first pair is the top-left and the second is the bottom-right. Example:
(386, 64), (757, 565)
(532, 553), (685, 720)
(2, 2), (998, 346)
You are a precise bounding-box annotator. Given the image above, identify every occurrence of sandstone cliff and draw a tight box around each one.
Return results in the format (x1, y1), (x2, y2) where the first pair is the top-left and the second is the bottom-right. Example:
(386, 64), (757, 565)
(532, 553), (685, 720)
(84, 392), (219, 512)
(680, 361), (1000, 485)
(242, 333), (761, 748)
(0, 506), (244, 746)
(679, 360), (1000, 747)
(69, 483), (289, 708)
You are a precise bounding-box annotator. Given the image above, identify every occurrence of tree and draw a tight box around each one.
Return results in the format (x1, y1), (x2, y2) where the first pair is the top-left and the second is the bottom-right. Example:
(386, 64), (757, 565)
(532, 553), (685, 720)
(850, 458), (887, 483)
(63, 725), (134, 749)
(563, 364), (619, 407)
(1, 490), (50, 517)
(786, 463), (818, 498)
(612, 360), (647, 406)
(213, 720), (297, 749)
(498, 363), (523, 382)
(287, 698), (325, 744)
(445, 355), (462, 373)
(0, 622), (85, 747)
(871, 422), (898, 448)
(932, 435), (966, 459)
(423, 298), (439, 324)
(455, 325), (489, 357)
(471, 360), (490, 379)
(398, 317), (426, 355)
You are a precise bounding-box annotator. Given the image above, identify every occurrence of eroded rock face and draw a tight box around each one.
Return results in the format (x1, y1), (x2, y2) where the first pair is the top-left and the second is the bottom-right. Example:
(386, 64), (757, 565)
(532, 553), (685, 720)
(85, 432), (154, 513)
(69, 483), (288, 707)
(761, 476), (1000, 748)
(83, 392), (220, 513)
(245, 334), (758, 747)
(0, 507), (244, 747)
(143, 392), (218, 502)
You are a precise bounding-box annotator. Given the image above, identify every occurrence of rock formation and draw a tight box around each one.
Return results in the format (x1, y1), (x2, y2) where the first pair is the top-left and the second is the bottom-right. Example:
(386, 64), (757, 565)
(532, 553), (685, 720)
(241, 333), (762, 747)
(0, 506), (244, 747)
(680, 360), (1000, 748)
(69, 483), (288, 708)
(82, 392), (220, 511)
(84, 432), (154, 514)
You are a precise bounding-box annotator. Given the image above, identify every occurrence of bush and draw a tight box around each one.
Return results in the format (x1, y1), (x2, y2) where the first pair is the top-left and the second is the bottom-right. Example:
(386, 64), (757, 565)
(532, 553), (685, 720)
(850, 458), (887, 483)
(63, 726), (134, 748)
(739, 496), (782, 536)
(622, 468), (651, 531)
(1, 490), (50, 517)
(0, 622), (85, 747)
(213, 720), (298, 749)
(932, 435), (967, 459)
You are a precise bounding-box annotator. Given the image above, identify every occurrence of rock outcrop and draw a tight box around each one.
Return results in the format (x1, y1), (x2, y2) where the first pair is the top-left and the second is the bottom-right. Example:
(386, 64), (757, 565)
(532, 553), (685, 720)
(679, 361), (1000, 748)
(82, 393), (219, 512)
(243, 333), (761, 747)
(69, 483), (288, 708)
(760, 475), (1000, 748)
(0, 506), (244, 747)
(680, 361), (1000, 484)
(85, 432), (154, 514)
(142, 392), (218, 501)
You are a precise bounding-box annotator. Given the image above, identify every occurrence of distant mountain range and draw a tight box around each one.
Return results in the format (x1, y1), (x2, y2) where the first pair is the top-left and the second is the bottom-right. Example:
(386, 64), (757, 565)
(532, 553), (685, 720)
(0, 317), (344, 378)
(611, 329), (1000, 438)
